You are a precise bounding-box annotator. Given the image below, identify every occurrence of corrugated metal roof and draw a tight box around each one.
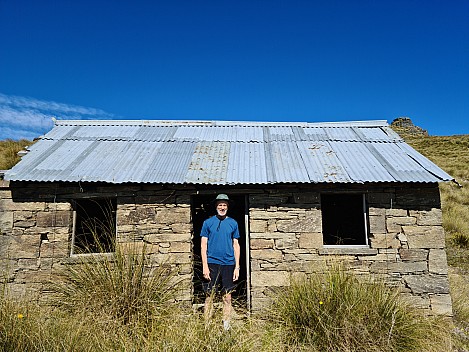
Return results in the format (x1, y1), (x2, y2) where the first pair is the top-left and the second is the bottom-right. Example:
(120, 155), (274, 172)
(5, 119), (453, 184)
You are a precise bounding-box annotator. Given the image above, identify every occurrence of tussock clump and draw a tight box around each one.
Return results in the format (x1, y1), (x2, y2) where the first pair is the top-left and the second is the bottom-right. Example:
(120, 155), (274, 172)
(49, 242), (179, 327)
(269, 265), (451, 352)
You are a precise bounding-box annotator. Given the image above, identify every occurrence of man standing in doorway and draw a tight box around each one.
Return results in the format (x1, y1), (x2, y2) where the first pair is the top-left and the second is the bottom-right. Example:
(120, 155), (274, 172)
(201, 194), (240, 330)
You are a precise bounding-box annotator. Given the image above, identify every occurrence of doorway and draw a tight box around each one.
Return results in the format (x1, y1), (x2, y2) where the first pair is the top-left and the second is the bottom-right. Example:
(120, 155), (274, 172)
(191, 194), (249, 309)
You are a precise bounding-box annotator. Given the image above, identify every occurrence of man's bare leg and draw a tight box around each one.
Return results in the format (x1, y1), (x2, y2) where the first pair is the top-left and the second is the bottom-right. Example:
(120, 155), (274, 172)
(222, 293), (232, 330)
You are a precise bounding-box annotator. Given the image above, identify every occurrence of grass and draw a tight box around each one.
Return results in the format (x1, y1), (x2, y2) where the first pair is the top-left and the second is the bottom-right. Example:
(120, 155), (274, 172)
(0, 257), (453, 352)
(269, 264), (451, 352)
(449, 268), (469, 350)
(50, 244), (178, 327)
(0, 139), (32, 170)
(402, 134), (469, 351)
(405, 135), (469, 269)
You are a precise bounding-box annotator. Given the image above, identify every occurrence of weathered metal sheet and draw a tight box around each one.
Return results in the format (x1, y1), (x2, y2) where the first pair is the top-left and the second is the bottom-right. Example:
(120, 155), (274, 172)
(325, 127), (361, 141)
(4, 119), (453, 184)
(296, 141), (350, 183)
(186, 142), (230, 184)
(268, 141), (310, 183)
(329, 141), (396, 182)
(354, 126), (401, 142)
(140, 141), (195, 183)
(226, 142), (268, 184)
(396, 142), (453, 181)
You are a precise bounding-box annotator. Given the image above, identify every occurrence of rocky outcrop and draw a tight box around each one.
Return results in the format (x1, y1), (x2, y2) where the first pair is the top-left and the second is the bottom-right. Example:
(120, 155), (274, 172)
(391, 117), (429, 137)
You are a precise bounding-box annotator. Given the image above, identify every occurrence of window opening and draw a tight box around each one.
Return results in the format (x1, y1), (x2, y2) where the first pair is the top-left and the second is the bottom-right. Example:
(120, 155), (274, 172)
(71, 198), (117, 254)
(321, 193), (368, 246)
(191, 194), (248, 309)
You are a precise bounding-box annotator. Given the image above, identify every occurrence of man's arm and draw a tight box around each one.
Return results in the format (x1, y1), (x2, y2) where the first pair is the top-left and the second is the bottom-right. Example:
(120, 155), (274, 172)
(233, 238), (240, 281)
(201, 236), (210, 280)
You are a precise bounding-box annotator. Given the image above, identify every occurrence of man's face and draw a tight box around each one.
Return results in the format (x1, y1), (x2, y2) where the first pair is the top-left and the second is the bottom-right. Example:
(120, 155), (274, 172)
(216, 200), (229, 217)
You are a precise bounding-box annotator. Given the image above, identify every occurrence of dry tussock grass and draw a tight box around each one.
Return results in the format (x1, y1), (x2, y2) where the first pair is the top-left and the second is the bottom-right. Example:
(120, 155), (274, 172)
(0, 139), (31, 170)
(406, 134), (469, 350)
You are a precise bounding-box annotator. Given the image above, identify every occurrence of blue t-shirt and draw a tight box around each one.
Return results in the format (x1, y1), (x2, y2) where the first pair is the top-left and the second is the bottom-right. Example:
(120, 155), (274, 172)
(200, 216), (240, 265)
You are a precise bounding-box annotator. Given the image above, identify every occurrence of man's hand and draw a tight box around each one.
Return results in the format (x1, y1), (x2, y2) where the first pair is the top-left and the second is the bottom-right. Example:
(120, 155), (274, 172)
(233, 267), (239, 281)
(203, 265), (211, 281)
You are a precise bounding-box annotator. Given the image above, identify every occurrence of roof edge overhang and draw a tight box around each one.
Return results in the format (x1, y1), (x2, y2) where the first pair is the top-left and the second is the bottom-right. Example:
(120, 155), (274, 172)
(53, 119), (390, 128)
(6, 179), (451, 186)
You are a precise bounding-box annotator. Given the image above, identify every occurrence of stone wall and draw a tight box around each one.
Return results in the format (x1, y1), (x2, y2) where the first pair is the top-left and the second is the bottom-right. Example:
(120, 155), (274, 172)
(0, 181), (451, 315)
(0, 182), (194, 303)
(248, 185), (451, 315)
(0, 179), (72, 298)
(116, 190), (193, 302)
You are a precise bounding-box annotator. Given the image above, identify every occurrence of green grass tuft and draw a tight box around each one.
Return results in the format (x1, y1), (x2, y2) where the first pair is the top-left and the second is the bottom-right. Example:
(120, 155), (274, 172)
(269, 265), (451, 352)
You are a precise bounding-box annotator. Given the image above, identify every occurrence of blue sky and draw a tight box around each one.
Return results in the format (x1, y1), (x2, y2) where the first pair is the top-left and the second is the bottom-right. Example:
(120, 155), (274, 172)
(0, 0), (467, 140)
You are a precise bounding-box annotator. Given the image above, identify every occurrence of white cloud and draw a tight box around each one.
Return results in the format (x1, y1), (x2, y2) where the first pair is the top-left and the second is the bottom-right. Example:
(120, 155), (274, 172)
(0, 126), (42, 141)
(0, 93), (115, 140)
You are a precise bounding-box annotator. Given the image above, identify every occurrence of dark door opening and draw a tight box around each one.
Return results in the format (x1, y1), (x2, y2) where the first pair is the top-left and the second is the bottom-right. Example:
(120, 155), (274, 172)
(191, 194), (248, 308)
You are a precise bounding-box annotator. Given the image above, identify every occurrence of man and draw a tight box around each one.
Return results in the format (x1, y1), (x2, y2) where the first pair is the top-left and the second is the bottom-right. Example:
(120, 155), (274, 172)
(200, 193), (240, 330)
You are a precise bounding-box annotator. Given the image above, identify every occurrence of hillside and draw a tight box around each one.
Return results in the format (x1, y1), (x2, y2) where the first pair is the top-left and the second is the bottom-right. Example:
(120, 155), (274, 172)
(0, 139), (32, 170)
(390, 119), (469, 348)
(402, 134), (469, 270)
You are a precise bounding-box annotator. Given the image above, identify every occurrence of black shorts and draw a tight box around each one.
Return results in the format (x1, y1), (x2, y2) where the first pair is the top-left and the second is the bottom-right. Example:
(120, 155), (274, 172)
(203, 263), (236, 294)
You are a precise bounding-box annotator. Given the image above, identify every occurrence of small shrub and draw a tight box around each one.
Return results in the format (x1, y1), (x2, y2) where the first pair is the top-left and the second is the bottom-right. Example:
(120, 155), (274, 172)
(269, 265), (450, 352)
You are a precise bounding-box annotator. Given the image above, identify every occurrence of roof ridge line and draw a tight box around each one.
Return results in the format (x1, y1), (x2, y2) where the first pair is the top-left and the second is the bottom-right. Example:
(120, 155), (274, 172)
(54, 119), (390, 127)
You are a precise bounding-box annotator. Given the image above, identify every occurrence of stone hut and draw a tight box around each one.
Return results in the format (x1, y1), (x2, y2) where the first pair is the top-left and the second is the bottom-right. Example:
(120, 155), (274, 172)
(0, 119), (454, 314)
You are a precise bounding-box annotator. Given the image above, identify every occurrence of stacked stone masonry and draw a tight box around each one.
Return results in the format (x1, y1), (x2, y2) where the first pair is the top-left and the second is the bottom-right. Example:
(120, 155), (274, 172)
(0, 181), (451, 315)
